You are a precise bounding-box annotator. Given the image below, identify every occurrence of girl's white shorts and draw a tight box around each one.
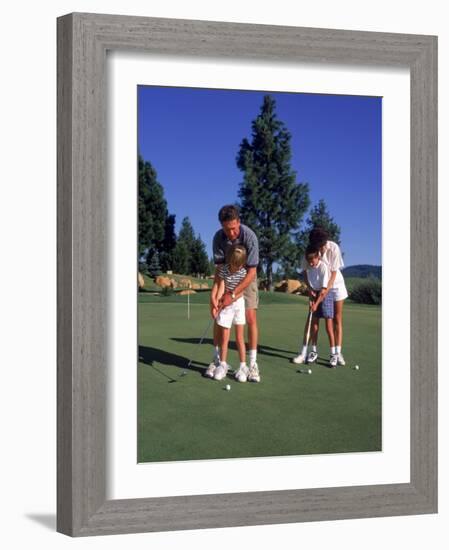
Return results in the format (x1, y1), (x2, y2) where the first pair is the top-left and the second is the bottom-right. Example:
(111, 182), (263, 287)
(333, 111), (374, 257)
(216, 296), (246, 329)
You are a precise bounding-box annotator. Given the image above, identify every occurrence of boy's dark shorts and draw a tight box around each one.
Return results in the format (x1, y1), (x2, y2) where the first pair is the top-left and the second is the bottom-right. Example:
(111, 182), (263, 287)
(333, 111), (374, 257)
(313, 292), (334, 319)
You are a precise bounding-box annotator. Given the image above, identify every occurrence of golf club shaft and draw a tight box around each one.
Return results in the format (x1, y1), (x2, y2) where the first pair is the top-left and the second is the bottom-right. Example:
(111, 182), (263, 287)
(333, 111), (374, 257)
(187, 307), (222, 368)
(305, 308), (313, 347)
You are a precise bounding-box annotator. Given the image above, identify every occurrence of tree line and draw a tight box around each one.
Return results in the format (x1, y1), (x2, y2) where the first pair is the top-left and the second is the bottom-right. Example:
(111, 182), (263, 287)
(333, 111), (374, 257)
(139, 94), (341, 287)
(138, 156), (210, 277)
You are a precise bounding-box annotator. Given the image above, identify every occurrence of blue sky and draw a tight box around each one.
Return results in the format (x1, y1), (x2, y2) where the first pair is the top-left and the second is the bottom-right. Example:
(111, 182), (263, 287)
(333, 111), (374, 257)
(138, 86), (382, 267)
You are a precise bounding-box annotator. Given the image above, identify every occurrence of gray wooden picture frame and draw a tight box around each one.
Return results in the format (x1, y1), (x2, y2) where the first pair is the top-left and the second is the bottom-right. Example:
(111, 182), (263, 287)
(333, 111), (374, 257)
(57, 12), (438, 537)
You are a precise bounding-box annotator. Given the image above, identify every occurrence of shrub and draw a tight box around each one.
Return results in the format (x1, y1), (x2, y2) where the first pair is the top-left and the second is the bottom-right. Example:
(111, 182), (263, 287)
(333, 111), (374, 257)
(161, 286), (174, 296)
(348, 278), (382, 305)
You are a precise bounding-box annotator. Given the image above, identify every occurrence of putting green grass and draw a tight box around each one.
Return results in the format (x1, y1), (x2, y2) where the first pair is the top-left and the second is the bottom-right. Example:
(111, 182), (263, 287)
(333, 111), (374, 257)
(138, 292), (381, 462)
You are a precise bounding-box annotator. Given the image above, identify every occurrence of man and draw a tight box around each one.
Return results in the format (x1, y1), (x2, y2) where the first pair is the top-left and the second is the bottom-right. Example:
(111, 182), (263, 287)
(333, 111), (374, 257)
(209, 205), (260, 382)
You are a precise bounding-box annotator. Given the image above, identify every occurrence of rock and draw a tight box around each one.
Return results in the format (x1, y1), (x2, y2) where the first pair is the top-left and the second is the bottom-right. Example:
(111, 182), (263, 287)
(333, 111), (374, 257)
(179, 278), (192, 288)
(178, 290), (196, 295)
(192, 283), (201, 290)
(155, 276), (172, 288)
(293, 282), (308, 295)
(275, 279), (303, 293)
(138, 272), (145, 289)
(200, 283), (209, 289)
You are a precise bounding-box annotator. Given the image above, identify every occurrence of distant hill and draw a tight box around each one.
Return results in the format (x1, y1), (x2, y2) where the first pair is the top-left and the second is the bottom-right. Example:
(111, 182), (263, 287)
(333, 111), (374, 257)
(342, 265), (382, 279)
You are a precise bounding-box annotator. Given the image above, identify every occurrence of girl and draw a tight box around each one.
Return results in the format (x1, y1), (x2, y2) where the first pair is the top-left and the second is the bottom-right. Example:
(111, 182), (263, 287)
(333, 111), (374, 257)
(205, 244), (250, 382)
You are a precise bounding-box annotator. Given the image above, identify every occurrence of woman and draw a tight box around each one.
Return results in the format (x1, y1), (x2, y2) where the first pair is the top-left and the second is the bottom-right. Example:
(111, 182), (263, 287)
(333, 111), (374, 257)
(308, 227), (348, 365)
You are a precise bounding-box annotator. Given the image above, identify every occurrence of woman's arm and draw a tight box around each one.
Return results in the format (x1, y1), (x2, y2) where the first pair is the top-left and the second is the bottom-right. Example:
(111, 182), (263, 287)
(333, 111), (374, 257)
(327, 270), (337, 291)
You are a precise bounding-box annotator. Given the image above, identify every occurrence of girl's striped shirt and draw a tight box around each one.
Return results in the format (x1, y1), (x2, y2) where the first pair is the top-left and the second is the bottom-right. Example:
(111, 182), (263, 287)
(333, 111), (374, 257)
(217, 264), (247, 292)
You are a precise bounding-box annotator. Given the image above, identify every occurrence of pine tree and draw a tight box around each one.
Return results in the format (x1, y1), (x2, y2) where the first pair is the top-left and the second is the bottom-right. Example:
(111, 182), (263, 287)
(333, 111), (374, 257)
(303, 199), (341, 245)
(191, 236), (210, 276)
(237, 95), (310, 290)
(138, 155), (168, 257)
(177, 217), (196, 250)
(172, 241), (189, 275)
(146, 249), (162, 277)
(173, 218), (196, 275)
(159, 214), (177, 272)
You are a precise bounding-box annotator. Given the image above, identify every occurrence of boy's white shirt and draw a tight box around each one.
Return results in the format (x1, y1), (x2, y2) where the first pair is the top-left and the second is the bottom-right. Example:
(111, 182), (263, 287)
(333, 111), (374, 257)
(306, 260), (330, 291)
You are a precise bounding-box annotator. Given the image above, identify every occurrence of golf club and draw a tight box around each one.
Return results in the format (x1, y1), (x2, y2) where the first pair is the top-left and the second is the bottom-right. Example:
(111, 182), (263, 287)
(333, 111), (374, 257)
(295, 306), (313, 373)
(305, 306), (313, 348)
(180, 306), (222, 376)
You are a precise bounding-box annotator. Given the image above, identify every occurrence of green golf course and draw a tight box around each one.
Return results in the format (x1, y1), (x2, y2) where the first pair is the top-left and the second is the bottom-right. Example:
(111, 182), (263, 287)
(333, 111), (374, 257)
(138, 291), (381, 463)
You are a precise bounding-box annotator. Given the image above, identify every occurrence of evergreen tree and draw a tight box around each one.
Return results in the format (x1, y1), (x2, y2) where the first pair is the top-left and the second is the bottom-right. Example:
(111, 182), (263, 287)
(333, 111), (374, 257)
(172, 241), (189, 275)
(138, 155), (168, 257)
(159, 214), (177, 272)
(191, 236), (210, 276)
(171, 218), (210, 276)
(177, 217), (196, 250)
(302, 199), (341, 245)
(237, 95), (310, 290)
(208, 258), (216, 276)
(146, 249), (162, 277)
(172, 218), (195, 274)
(279, 234), (307, 279)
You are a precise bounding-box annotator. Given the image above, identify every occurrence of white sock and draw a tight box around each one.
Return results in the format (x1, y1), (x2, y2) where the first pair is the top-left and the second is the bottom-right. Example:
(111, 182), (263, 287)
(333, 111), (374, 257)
(249, 349), (257, 365)
(214, 346), (220, 360)
(311, 345), (317, 353)
(240, 362), (247, 369)
(336, 346), (342, 354)
(331, 346), (336, 355)
(301, 345), (308, 356)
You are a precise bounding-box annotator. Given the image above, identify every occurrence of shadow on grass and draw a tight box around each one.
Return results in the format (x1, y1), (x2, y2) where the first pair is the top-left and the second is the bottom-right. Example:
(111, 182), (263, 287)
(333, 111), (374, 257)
(138, 345), (206, 378)
(258, 344), (297, 361)
(171, 337), (235, 350)
(170, 338), (296, 360)
(314, 356), (335, 369)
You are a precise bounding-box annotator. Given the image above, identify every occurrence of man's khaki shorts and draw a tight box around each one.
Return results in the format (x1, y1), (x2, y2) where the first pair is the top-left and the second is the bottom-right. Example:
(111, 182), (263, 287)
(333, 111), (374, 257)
(243, 278), (259, 310)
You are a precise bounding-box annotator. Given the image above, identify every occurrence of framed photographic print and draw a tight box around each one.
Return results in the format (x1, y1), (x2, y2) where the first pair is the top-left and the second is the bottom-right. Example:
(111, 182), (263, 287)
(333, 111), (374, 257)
(57, 12), (437, 536)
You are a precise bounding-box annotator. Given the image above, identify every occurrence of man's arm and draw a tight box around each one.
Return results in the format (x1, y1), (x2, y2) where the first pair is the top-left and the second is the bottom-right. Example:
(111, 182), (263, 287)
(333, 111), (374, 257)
(219, 266), (256, 307)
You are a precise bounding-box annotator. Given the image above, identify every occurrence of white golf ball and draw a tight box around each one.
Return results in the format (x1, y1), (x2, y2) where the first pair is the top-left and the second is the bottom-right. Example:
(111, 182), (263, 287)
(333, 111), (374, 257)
(225, 384), (231, 391)
(355, 365), (360, 370)
(308, 369), (312, 374)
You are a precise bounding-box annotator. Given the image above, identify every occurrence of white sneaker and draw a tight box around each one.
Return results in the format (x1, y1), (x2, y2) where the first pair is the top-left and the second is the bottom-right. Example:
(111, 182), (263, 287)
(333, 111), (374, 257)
(248, 363), (260, 383)
(204, 362), (217, 378)
(235, 364), (249, 383)
(292, 353), (307, 364)
(214, 362), (229, 381)
(306, 351), (318, 364)
(329, 354), (338, 368)
(338, 353), (346, 366)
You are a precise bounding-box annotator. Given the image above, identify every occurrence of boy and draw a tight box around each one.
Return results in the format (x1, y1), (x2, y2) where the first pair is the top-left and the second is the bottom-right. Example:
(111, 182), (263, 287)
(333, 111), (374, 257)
(292, 245), (338, 368)
(205, 244), (250, 382)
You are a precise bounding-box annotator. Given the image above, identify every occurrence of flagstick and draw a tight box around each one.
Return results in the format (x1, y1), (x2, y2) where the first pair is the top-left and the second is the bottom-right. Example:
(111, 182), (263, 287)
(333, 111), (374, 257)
(187, 291), (190, 320)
